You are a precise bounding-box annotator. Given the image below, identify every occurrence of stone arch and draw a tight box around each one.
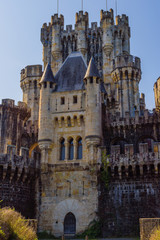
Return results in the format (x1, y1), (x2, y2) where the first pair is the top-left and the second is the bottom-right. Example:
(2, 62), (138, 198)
(53, 199), (88, 236)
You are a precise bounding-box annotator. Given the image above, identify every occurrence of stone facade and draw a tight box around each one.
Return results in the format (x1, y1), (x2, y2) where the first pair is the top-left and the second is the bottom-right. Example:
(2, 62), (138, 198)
(0, 6), (160, 238)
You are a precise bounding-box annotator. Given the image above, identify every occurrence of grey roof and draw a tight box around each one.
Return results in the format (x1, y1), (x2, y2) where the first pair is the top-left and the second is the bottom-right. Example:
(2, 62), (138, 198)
(54, 52), (87, 92)
(40, 63), (55, 83)
(84, 57), (101, 79)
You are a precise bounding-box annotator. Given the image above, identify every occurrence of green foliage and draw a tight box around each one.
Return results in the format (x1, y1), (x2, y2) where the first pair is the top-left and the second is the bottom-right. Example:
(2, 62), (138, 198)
(100, 150), (110, 189)
(0, 207), (38, 240)
(0, 226), (6, 240)
(37, 231), (58, 239)
(149, 226), (160, 240)
(76, 220), (101, 239)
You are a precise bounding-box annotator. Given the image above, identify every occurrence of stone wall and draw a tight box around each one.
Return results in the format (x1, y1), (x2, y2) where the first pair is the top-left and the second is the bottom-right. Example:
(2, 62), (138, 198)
(99, 177), (160, 237)
(140, 218), (160, 240)
(0, 153), (38, 219)
(38, 164), (98, 236)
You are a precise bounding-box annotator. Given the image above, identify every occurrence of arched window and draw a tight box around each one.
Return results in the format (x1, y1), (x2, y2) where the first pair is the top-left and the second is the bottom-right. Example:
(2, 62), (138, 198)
(64, 212), (76, 234)
(69, 139), (74, 160)
(77, 138), (82, 159)
(60, 139), (65, 160)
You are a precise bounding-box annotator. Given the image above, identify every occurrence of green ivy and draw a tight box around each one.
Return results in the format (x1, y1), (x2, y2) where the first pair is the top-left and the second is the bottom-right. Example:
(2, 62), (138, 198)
(76, 220), (101, 239)
(100, 150), (110, 189)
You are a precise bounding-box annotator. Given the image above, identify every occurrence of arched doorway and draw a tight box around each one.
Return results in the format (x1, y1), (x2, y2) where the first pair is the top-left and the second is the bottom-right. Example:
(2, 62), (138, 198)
(64, 212), (76, 235)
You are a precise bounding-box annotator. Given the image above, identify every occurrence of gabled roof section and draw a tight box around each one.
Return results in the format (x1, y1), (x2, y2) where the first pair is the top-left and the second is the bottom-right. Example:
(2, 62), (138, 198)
(84, 57), (101, 79)
(40, 63), (55, 83)
(54, 52), (87, 92)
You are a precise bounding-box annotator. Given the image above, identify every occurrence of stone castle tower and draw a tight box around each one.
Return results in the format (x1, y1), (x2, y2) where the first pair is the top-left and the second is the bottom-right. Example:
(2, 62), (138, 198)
(1, 7), (160, 238)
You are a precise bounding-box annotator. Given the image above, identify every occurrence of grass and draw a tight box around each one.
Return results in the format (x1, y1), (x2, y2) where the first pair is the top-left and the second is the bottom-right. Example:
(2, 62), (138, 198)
(149, 226), (160, 240)
(0, 207), (38, 240)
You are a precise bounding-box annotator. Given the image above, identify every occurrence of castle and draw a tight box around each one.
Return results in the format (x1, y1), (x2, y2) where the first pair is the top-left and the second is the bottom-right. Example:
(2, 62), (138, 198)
(0, 7), (160, 237)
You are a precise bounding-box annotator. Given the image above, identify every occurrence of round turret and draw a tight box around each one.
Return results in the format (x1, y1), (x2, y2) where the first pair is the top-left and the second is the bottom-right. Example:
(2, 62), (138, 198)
(75, 11), (88, 61)
(38, 63), (55, 164)
(84, 58), (102, 148)
(111, 55), (141, 117)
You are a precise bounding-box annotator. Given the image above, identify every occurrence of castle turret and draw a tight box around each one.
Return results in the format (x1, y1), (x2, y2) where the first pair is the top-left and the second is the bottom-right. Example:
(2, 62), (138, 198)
(41, 14), (64, 75)
(75, 11), (88, 62)
(38, 63), (55, 165)
(20, 65), (42, 123)
(111, 55), (141, 117)
(84, 58), (102, 161)
(115, 14), (130, 56)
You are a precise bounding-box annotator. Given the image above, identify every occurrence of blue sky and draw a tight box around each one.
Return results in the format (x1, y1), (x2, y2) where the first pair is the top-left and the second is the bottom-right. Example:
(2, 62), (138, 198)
(0, 0), (160, 109)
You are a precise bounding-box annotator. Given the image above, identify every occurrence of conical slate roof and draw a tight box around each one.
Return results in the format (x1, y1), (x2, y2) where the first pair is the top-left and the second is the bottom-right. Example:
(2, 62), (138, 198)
(84, 57), (100, 79)
(40, 63), (55, 83)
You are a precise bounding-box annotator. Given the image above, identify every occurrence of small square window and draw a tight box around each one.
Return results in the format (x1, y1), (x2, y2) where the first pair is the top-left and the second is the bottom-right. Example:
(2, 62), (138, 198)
(73, 96), (77, 104)
(61, 97), (65, 105)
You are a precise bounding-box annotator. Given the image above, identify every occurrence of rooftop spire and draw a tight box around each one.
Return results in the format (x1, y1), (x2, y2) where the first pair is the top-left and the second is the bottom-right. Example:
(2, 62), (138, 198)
(40, 63), (55, 83)
(84, 57), (100, 79)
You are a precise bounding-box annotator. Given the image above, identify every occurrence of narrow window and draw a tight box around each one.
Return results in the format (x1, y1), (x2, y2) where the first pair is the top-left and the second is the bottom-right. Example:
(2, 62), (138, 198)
(90, 77), (93, 83)
(60, 139), (65, 160)
(69, 139), (74, 160)
(61, 97), (65, 105)
(73, 96), (77, 104)
(77, 138), (82, 159)
(44, 82), (47, 88)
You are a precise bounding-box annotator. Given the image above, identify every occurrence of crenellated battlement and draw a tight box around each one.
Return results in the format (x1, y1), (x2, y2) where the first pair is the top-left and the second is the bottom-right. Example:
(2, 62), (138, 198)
(51, 14), (64, 26)
(115, 14), (129, 26)
(112, 55), (141, 70)
(21, 65), (42, 81)
(75, 11), (88, 25)
(100, 9), (114, 25)
(0, 99), (30, 115)
(106, 109), (159, 127)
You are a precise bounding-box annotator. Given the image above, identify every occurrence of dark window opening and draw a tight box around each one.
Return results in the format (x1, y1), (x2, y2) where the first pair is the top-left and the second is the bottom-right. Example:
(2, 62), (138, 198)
(90, 77), (93, 83)
(61, 97), (65, 105)
(69, 139), (74, 160)
(73, 96), (77, 104)
(77, 138), (82, 159)
(44, 82), (47, 88)
(60, 139), (65, 160)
